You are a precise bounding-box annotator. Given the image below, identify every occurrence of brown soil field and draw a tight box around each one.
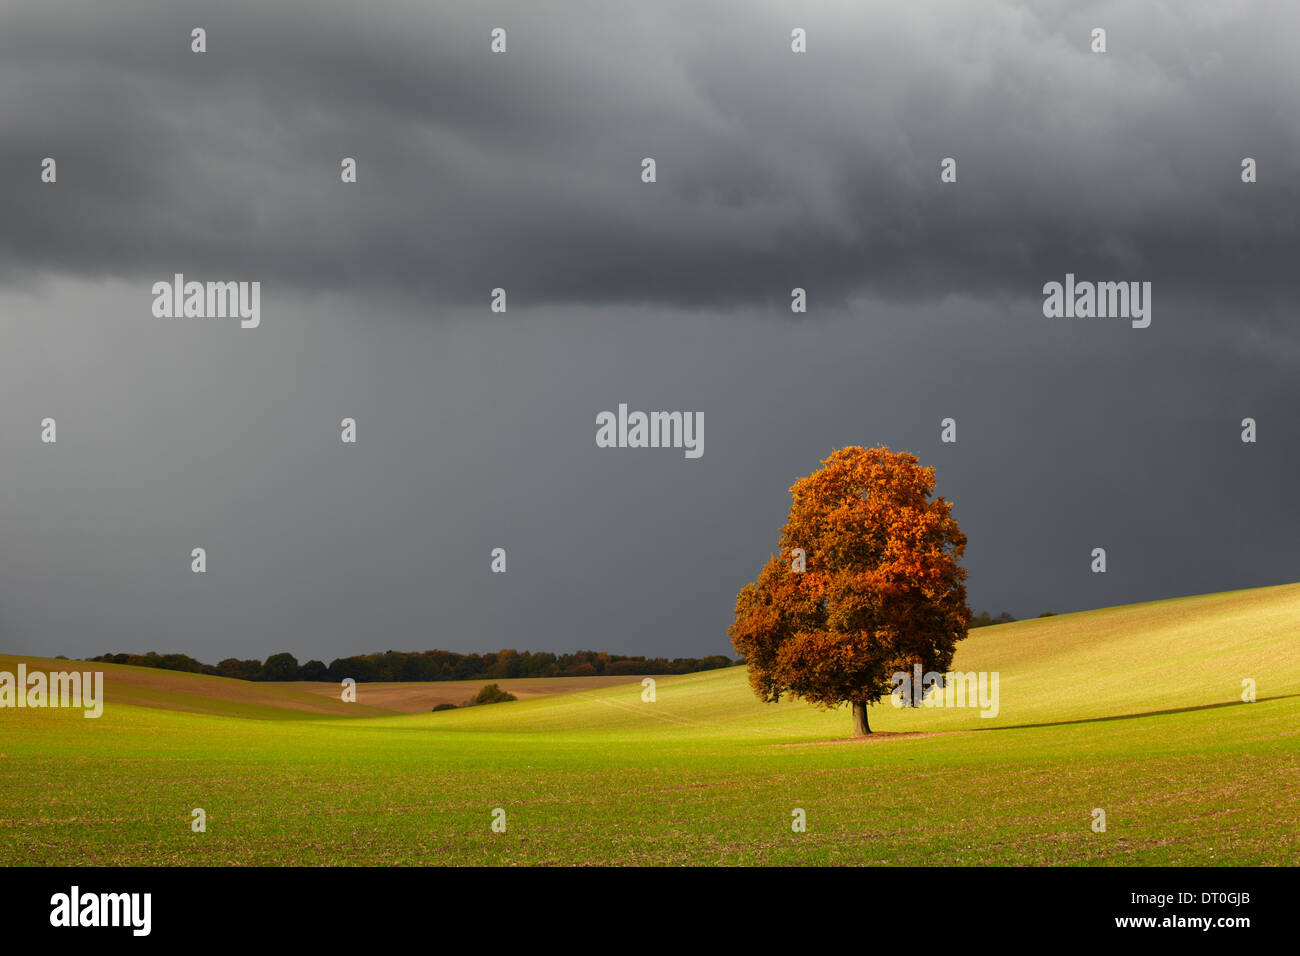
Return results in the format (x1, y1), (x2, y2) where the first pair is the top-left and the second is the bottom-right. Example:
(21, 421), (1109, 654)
(0, 655), (648, 718)
(282, 675), (649, 712)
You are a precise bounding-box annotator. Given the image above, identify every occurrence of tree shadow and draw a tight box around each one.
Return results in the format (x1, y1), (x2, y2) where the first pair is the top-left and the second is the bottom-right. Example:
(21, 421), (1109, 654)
(972, 693), (1300, 732)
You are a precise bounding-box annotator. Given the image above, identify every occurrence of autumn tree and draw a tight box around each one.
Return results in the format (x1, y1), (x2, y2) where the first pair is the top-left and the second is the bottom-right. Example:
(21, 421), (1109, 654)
(728, 446), (970, 736)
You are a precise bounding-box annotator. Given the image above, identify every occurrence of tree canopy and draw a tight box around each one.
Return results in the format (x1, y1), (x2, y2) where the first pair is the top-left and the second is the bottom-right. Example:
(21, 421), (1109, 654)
(728, 446), (970, 734)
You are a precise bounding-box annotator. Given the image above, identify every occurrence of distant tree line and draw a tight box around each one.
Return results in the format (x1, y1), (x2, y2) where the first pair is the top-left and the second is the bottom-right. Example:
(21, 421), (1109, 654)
(87, 648), (735, 683)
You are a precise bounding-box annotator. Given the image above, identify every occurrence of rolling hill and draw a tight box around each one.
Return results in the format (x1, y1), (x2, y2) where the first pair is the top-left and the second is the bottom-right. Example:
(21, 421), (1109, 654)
(1, 581), (1297, 865)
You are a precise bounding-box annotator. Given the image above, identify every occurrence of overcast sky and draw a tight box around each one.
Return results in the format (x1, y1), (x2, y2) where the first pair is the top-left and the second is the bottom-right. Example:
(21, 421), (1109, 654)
(2, 0), (1297, 663)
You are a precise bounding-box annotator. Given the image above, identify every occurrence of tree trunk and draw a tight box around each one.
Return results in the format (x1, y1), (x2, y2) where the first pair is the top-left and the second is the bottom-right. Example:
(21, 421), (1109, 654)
(851, 701), (871, 736)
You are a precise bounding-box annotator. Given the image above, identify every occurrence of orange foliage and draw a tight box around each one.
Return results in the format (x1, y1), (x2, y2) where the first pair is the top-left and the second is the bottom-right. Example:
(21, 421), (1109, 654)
(728, 446), (970, 710)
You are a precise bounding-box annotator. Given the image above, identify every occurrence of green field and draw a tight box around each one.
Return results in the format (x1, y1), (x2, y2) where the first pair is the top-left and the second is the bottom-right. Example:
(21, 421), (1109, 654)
(2, 582), (1298, 865)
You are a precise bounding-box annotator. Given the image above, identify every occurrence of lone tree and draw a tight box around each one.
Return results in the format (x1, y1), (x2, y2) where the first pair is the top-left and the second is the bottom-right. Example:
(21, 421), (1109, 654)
(728, 446), (970, 736)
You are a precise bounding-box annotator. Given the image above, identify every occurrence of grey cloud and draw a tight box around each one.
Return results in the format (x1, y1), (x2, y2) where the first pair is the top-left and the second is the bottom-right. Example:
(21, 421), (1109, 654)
(0, 1), (1297, 663)
(3, 0), (1298, 316)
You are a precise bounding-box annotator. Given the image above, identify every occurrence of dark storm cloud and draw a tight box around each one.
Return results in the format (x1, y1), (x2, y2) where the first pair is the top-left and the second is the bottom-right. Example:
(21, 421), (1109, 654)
(4, 0), (1299, 313)
(1, 1), (1298, 664)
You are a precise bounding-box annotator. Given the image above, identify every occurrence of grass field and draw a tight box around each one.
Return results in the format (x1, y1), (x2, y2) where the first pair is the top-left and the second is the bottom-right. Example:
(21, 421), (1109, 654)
(2, 582), (1298, 865)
